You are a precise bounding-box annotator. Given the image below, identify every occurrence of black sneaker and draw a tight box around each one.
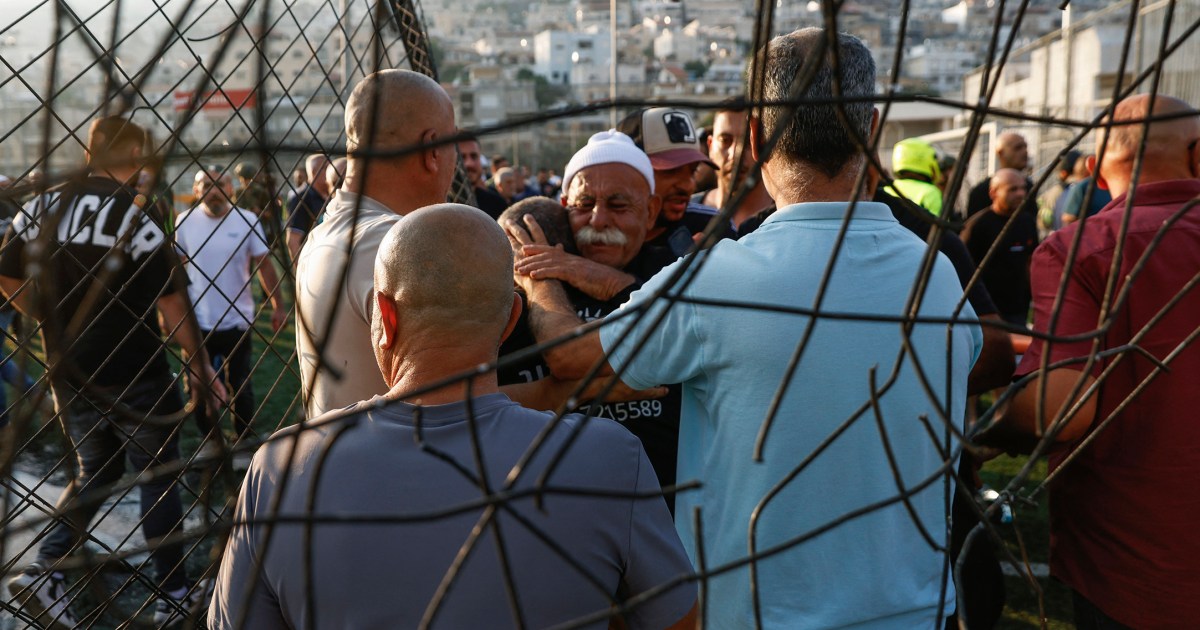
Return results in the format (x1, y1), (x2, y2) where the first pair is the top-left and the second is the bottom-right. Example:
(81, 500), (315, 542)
(5, 562), (79, 629)
(153, 579), (212, 628)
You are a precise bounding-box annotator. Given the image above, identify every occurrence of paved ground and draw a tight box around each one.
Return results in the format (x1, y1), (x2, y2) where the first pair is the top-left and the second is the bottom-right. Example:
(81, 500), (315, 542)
(1, 460), (223, 629)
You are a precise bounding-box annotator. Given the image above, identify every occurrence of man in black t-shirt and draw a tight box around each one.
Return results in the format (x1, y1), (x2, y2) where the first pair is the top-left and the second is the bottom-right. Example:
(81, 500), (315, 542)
(962, 168), (1039, 326)
(499, 134), (682, 506)
(1, 117), (225, 628)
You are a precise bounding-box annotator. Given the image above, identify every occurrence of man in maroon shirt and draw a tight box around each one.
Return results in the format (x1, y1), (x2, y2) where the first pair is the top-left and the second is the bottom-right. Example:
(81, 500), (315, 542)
(980, 94), (1200, 628)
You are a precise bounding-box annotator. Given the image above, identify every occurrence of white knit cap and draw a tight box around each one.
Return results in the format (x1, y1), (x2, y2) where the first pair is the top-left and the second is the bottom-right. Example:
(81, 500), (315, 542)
(560, 130), (655, 198)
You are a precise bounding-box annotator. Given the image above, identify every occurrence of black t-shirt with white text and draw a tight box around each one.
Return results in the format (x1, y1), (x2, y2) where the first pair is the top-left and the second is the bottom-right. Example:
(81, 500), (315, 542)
(0, 176), (181, 390)
(498, 249), (682, 502)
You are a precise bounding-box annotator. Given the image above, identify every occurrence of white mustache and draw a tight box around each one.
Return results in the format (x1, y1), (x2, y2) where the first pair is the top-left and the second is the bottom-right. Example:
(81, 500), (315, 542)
(575, 225), (628, 247)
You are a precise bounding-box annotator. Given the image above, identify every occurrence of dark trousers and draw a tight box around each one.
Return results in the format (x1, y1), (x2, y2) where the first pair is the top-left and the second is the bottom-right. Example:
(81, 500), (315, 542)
(1073, 590), (1134, 630)
(40, 378), (188, 591)
(196, 327), (255, 439)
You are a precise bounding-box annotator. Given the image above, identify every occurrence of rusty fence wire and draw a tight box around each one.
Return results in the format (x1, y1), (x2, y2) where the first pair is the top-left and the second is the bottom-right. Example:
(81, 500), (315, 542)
(1, 0), (1199, 628)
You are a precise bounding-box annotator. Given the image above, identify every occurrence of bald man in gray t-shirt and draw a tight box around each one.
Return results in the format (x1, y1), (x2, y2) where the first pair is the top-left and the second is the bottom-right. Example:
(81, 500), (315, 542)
(211, 202), (696, 629)
(208, 394), (695, 629)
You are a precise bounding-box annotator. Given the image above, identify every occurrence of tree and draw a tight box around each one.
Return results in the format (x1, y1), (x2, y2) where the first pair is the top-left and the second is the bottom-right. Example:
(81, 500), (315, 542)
(516, 69), (570, 109)
(684, 59), (710, 79)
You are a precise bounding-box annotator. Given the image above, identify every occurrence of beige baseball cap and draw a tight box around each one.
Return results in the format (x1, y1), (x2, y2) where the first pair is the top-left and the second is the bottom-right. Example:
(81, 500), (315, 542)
(617, 107), (716, 171)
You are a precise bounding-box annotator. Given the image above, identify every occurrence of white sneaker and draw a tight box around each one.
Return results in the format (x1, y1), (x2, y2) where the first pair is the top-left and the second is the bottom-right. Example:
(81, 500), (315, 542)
(153, 579), (212, 628)
(5, 562), (79, 630)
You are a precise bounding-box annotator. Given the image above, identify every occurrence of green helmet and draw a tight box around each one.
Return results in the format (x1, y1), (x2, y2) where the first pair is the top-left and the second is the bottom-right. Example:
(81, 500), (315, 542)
(892, 138), (941, 182)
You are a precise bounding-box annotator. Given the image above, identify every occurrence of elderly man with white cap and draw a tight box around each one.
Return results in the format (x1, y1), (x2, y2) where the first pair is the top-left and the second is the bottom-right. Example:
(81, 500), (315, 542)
(502, 130), (683, 507)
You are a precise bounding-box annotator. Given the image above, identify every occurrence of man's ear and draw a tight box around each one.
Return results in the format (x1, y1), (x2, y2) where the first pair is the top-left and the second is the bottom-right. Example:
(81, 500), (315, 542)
(646, 195), (662, 229)
(421, 129), (440, 174)
(1087, 155), (1110, 190)
(499, 292), (523, 345)
(748, 116), (765, 165)
(375, 291), (399, 350)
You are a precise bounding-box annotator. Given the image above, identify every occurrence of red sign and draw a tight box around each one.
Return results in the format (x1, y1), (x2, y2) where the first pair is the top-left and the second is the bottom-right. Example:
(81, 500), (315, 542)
(173, 88), (256, 112)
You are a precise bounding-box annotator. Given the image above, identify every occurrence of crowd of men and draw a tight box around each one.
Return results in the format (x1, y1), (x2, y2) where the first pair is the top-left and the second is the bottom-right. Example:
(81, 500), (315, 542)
(1, 23), (1197, 630)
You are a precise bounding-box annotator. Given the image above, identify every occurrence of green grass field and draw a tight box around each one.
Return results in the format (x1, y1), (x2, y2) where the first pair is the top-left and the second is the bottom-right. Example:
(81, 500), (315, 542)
(981, 455), (1074, 629)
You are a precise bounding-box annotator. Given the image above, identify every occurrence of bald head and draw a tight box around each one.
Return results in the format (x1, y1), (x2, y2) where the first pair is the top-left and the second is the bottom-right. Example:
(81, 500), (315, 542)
(1093, 95), (1200, 198)
(374, 204), (514, 354)
(346, 70), (453, 158)
(996, 132), (1029, 171)
(306, 154), (331, 197)
(988, 167), (1027, 215)
(343, 70), (457, 210)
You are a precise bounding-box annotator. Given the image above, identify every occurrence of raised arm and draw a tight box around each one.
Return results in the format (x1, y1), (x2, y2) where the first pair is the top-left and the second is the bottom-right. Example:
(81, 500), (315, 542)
(514, 244), (636, 302)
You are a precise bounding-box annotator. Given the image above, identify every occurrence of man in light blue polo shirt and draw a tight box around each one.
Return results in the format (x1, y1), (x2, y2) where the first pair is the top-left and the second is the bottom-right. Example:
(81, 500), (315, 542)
(508, 28), (981, 628)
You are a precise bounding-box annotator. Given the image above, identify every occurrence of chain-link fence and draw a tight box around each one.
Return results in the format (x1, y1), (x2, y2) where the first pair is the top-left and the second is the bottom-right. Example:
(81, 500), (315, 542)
(3, 0), (1199, 628)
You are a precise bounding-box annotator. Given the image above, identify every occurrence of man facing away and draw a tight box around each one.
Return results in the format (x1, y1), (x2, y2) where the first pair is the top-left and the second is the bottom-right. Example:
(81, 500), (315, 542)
(2, 116), (226, 628)
(295, 69), (458, 418)
(175, 167), (285, 441)
(513, 28), (980, 628)
(884, 137), (944, 216)
(209, 204), (697, 630)
(285, 153), (331, 262)
(980, 94), (1200, 629)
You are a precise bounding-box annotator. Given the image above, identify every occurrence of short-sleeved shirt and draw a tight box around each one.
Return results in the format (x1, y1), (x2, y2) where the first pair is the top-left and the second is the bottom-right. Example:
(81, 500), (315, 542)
(1058, 177), (1112, 221)
(738, 194), (999, 318)
(0, 176), (179, 389)
(295, 190), (399, 417)
(962, 207), (1038, 319)
(208, 394), (696, 630)
(1015, 179), (1200, 627)
(599, 201), (980, 628)
(285, 185), (325, 235)
(174, 206), (270, 332)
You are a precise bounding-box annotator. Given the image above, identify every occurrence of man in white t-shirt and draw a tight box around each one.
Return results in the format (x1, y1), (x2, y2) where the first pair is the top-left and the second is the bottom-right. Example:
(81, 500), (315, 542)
(294, 70), (461, 418)
(176, 167), (285, 438)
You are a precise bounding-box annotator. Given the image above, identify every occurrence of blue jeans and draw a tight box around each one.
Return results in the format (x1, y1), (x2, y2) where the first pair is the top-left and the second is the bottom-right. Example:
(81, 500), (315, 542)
(38, 377), (189, 591)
